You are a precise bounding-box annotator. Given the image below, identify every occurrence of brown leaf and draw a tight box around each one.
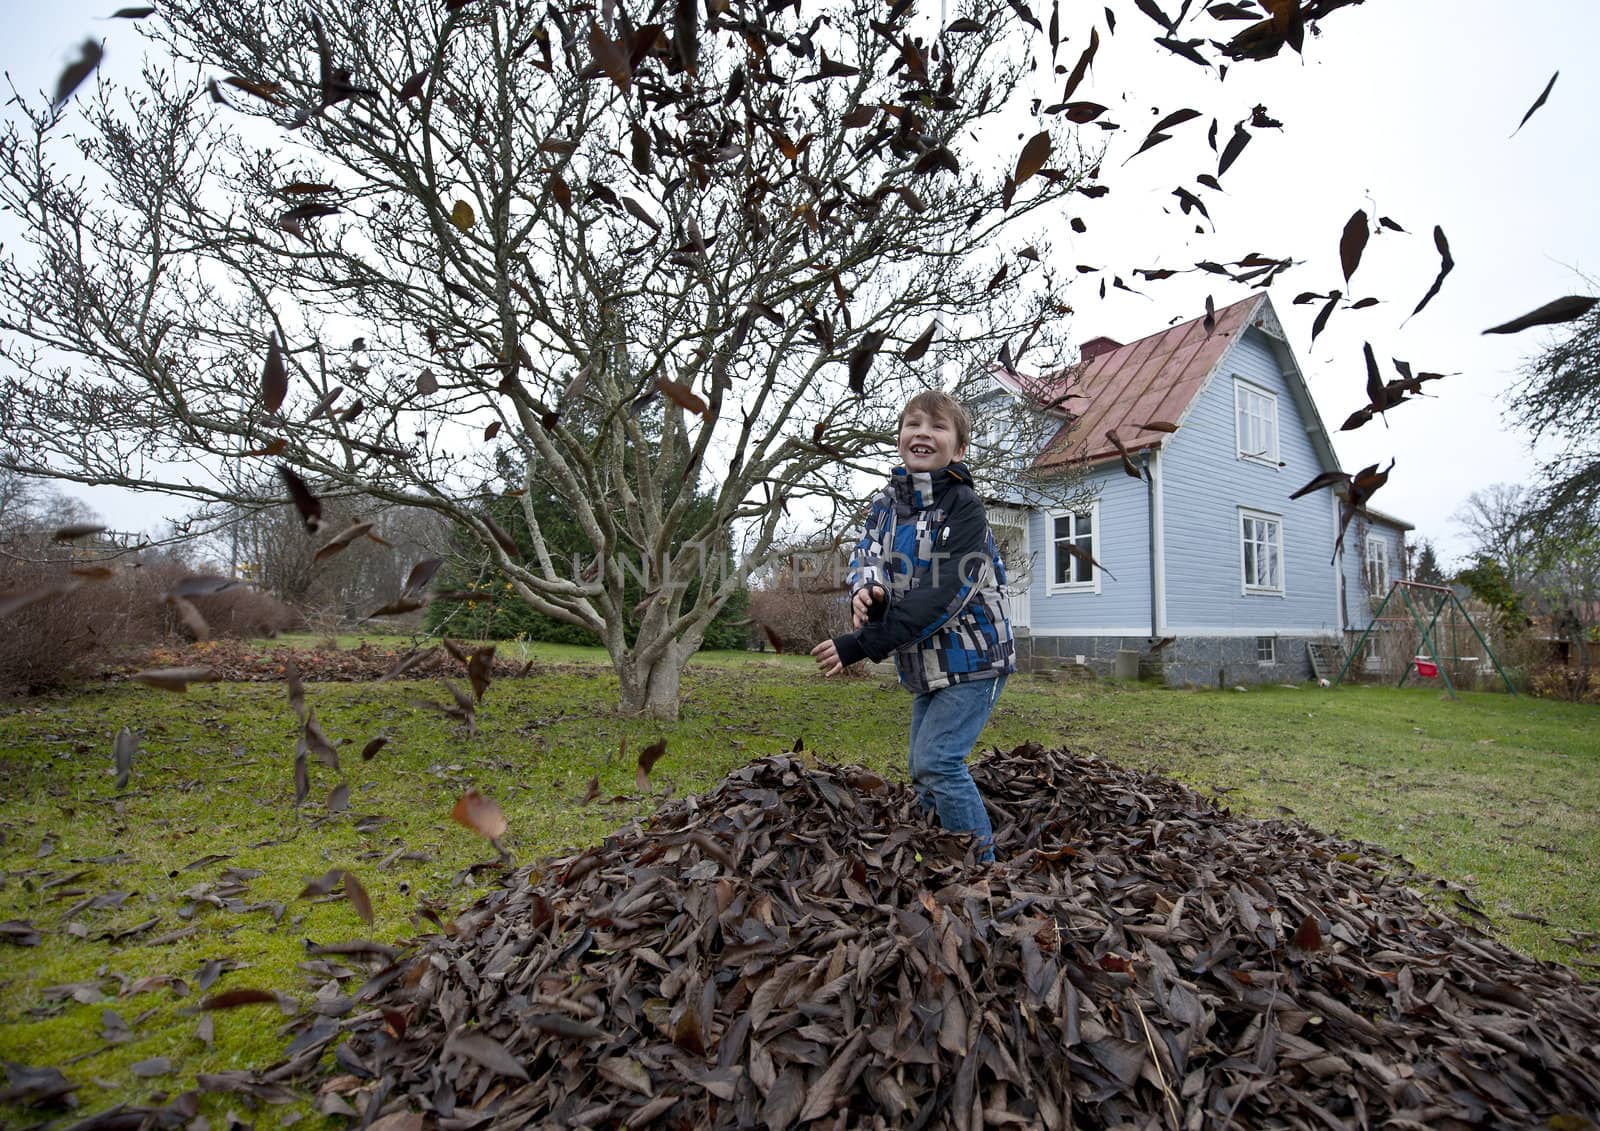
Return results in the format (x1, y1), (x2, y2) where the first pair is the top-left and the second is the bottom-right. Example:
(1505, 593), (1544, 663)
(1139, 420), (1179, 433)
(445, 1029), (531, 1081)
(54, 39), (104, 109)
(360, 737), (388, 761)
(901, 319), (937, 362)
(451, 789), (507, 840)
(279, 466), (322, 532)
(1482, 295), (1597, 335)
(131, 667), (219, 693)
(399, 69), (429, 101)
(636, 738), (667, 791)
(848, 330), (888, 396)
(1105, 429), (1142, 479)
(199, 988), (282, 1010)
(168, 595), (211, 642)
(1292, 912), (1323, 950)
(1339, 208), (1369, 284)
(1511, 71), (1557, 137)
(1061, 27), (1099, 103)
(314, 521), (376, 563)
(262, 333), (287, 415)
(1410, 226), (1453, 319)
(343, 870), (374, 926)
(1013, 131), (1052, 185)
(53, 523), (106, 543)
(657, 376), (709, 417)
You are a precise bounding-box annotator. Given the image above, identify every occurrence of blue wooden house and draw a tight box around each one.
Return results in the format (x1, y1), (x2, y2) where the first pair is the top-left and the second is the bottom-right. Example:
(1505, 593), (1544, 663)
(977, 293), (1411, 685)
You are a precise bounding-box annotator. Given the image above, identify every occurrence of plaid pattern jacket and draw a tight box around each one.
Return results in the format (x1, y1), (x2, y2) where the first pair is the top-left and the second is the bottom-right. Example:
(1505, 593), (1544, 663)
(831, 462), (1015, 693)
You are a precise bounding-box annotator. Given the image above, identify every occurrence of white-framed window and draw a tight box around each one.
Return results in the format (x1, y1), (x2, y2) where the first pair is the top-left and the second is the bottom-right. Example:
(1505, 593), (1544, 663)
(1256, 636), (1276, 663)
(1047, 504), (1100, 594)
(1364, 534), (1390, 596)
(1234, 378), (1279, 465)
(1240, 508), (1283, 594)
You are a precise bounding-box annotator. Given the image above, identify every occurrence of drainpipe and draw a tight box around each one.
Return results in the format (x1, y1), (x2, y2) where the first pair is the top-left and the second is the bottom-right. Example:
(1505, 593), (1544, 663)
(1143, 449), (1159, 641)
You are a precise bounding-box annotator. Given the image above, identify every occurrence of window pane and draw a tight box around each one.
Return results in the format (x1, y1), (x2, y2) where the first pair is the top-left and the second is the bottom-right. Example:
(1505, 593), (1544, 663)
(1054, 542), (1069, 585)
(1076, 511), (1091, 537)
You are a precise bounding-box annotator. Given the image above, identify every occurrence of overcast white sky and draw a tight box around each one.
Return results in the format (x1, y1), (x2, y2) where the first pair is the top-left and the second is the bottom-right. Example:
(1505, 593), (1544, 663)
(7, 0), (1598, 563)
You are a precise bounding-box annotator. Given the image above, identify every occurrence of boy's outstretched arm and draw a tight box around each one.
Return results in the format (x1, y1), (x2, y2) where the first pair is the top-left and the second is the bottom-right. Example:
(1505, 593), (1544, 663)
(830, 490), (992, 667)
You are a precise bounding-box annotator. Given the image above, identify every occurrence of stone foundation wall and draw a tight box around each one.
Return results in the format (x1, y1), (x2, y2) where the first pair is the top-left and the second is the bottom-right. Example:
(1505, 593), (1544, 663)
(1015, 629), (1323, 686)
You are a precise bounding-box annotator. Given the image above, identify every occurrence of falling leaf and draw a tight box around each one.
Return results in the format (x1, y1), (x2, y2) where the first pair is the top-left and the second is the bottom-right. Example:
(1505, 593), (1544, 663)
(1013, 131), (1052, 185)
(1409, 226), (1454, 319)
(1061, 27), (1100, 103)
(1482, 295), (1598, 335)
(52, 523), (106, 543)
(262, 332), (287, 415)
(279, 466), (322, 532)
(361, 737), (388, 760)
(1106, 429), (1142, 479)
(109, 6), (158, 16)
(132, 667), (219, 693)
(113, 728), (137, 790)
(847, 330), (888, 396)
(315, 521), (376, 562)
(1139, 420), (1179, 433)
(417, 368), (438, 395)
(343, 870), (374, 925)
(53, 40), (104, 110)
(636, 738), (667, 791)
(657, 376), (709, 417)
(199, 988), (282, 1010)
(1339, 209), (1369, 284)
(1511, 71), (1557, 137)
(902, 320), (937, 362)
(327, 783), (350, 813)
(451, 789), (507, 839)
(450, 200), (475, 230)
(1217, 122), (1251, 177)
(399, 69), (429, 101)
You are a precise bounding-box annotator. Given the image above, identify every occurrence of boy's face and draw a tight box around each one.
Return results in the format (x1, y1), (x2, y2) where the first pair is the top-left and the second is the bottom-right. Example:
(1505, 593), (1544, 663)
(898, 408), (965, 473)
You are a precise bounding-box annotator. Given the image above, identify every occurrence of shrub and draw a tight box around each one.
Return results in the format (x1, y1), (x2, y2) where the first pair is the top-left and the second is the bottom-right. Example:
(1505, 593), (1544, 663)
(0, 558), (159, 694)
(0, 556), (304, 695)
(1527, 664), (1600, 704)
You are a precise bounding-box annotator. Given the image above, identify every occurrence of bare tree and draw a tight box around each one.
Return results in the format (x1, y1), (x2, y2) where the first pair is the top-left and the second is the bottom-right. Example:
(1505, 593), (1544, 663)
(0, 0), (1104, 717)
(0, 2), (1374, 717)
(1453, 483), (1532, 590)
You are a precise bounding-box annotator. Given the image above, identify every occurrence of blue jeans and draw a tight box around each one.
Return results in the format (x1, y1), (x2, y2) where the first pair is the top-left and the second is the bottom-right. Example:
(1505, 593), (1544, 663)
(908, 674), (1006, 862)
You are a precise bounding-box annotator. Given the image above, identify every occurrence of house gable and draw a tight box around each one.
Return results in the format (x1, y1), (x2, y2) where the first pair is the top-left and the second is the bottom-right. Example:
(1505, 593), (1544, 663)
(1156, 323), (1343, 636)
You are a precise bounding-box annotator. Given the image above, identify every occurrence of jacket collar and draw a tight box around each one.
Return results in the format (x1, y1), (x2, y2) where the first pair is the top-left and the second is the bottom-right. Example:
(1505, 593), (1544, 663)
(890, 461), (972, 515)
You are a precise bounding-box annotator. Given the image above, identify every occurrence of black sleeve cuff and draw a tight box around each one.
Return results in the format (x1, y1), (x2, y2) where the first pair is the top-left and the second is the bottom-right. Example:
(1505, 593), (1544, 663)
(832, 632), (870, 667)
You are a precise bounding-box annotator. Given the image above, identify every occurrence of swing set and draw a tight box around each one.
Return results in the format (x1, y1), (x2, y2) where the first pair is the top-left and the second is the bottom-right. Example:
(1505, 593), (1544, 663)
(1334, 580), (1516, 699)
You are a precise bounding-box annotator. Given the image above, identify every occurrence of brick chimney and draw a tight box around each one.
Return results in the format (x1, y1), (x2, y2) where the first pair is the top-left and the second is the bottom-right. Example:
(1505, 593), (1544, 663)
(1079, 336), (1122, 364)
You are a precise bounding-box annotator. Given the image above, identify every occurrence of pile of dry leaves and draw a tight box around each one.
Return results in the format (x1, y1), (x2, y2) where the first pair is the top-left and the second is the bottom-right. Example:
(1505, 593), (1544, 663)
(283, 743), (1600, 1130)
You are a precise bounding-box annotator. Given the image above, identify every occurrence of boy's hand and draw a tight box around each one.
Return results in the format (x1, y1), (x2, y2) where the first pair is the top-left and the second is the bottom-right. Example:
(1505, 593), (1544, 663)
(851, 585), (882, 629)
(811, 638), (844, 676)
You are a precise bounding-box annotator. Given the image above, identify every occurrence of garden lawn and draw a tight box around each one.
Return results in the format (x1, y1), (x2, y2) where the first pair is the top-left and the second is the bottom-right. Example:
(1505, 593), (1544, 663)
(1, 648), (1596, 1127)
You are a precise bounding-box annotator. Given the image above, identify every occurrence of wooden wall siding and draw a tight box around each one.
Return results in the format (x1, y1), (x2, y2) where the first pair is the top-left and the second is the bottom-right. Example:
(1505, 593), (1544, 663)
(1157, 327), (1342, 634)
(1025, 462), (1154, 634)
(1343, 515), (1408, 626)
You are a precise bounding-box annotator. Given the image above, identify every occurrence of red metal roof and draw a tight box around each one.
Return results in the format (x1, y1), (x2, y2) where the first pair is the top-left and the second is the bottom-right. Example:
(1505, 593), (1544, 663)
(1004, 294), (1268, 471)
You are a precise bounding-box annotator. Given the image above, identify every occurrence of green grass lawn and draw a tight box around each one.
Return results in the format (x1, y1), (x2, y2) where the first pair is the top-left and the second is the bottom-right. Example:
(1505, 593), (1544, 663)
(1, 647), (1596, 1125)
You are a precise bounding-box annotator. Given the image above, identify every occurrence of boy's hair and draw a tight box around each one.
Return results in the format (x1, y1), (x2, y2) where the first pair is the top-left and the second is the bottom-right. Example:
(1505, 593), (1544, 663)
(898, 390), (971, 452)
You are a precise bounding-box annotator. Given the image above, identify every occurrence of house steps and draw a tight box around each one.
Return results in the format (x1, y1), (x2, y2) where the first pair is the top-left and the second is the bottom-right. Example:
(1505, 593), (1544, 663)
(1306, 640), (1347, 682)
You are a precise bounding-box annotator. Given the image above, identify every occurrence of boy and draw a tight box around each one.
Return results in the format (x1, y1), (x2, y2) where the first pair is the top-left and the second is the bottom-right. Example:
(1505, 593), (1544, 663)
(811, 390), (1015, 862)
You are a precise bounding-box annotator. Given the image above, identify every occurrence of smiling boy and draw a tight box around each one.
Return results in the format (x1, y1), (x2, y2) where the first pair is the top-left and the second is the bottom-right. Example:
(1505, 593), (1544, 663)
(811, 390), (1015, 862)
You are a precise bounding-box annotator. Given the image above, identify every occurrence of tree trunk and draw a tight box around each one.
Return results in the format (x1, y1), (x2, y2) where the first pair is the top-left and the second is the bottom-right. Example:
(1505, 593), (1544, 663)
(615, 649), (687, 719)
